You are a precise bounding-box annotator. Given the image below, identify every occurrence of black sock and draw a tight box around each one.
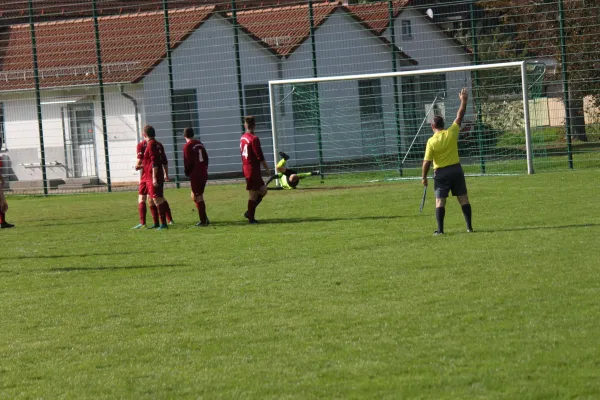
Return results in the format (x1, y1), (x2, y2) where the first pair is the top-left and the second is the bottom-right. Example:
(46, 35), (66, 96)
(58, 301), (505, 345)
(462, 203), (473, 230)
(436, 207), (445, 233)
(255, 195), (263, 206)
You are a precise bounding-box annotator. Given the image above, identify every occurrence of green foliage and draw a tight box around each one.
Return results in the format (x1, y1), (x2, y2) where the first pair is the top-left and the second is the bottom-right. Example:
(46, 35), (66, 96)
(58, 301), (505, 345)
(1, 172), (600, 398)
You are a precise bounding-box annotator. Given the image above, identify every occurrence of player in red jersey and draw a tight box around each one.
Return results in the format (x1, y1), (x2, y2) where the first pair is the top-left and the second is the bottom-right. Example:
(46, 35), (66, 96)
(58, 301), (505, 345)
(132, 134), (173, 229)
(183, 127), (210, 226)
(141, 125), (171, 230)
(240, 116), (270, 224)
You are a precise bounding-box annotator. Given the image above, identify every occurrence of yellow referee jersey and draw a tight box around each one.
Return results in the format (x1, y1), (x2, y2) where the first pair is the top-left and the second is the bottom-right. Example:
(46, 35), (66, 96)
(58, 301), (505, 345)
(424, 122), (460, 169)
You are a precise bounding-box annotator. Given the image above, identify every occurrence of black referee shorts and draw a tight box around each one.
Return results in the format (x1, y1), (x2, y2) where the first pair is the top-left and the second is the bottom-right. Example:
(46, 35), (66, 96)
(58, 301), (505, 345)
(433, 163), (467, 198)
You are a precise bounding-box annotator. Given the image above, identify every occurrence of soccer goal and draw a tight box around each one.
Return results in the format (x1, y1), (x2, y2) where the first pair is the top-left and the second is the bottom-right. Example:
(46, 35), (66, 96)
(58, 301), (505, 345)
(268, 61), (541, 182)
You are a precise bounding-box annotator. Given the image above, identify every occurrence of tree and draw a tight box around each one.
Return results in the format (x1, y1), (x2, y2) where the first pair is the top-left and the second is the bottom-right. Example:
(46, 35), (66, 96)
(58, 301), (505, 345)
(478, 0), (600, 141)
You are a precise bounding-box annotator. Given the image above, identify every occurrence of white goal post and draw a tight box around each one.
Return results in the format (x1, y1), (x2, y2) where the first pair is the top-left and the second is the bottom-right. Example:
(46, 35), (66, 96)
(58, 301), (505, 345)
(268, 61), (535, 176)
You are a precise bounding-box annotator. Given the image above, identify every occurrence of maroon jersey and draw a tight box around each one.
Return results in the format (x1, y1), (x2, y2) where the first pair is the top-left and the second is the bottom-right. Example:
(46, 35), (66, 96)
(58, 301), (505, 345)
(136, 140), (148, 179)
(183, 140), (209, 177)
(240, 132), (265, 171)
(142, 139), (167, 183)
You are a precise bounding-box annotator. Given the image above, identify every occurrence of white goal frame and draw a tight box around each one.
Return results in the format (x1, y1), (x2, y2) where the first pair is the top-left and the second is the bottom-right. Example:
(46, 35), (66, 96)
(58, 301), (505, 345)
(268, 61), (534, 175)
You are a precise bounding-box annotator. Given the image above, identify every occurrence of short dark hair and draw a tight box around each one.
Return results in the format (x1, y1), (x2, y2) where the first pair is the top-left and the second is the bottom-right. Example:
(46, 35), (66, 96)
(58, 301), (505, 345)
(244, 116), (256, 131)
(183, 127), (194, 138)
(433, 116), (445, 130)
(143, 125), (156, 138)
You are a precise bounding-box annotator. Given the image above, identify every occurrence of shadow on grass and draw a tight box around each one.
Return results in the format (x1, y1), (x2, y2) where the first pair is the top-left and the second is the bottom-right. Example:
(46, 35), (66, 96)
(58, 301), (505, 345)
(479, 223), (600, 233)
(205, 214), (411, 226)
(3, 251), (156, 261)
(49, 263), (187, 272)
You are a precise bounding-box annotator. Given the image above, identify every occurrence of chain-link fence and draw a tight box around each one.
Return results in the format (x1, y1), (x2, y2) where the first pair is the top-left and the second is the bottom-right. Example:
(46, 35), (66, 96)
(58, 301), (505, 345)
(0, 0), (598, 193)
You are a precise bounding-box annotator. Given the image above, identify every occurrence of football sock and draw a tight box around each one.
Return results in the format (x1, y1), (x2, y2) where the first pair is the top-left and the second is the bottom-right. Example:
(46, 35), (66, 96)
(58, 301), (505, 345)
(462, 203), (473, 230)
(276, 158), (287, 169)
(0, 211), (5, 224)
(138, 202), (147, 225)
(255, 195), (264, 206)
(296, 172), (312, 179)
(436, 207), (445, 233)
(247, 200), (257, 220)
(265, 174), (279, 186)
(164, 201), (173, 223)
(150, 204), (159, 226)
(195, 201), (207, 224)
(158, 202), (168, 226)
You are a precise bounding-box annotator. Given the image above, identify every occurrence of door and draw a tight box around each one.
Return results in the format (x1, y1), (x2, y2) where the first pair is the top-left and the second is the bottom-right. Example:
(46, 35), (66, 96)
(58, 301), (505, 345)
(65, 104), (97, 178)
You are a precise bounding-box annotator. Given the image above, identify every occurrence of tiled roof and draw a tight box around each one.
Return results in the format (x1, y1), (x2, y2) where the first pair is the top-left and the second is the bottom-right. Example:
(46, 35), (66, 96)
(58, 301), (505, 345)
(347, 0), (411, 35)
(0, 6), (215, 92)
(234, 2), (339, 57)
(233, 1), (416, 64)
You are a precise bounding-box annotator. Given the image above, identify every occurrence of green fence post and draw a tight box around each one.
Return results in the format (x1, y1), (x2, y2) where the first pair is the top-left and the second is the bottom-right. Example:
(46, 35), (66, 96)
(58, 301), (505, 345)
(162, 0), (181, 188)
(388, 0), (403, 176)
(470, 0), (485, 174)
(558, 0), (574, 169)
(28, 0), (48, 196)
(92, 0), (112, 192)
(308, 0), (324, 182)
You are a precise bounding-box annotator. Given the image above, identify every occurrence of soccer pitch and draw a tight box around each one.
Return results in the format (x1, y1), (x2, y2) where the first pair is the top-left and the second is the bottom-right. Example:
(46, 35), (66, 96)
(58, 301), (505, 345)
(1, 170), (599, 398)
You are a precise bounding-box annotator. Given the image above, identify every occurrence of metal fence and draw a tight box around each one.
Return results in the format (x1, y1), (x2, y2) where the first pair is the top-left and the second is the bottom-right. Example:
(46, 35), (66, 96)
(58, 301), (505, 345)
(0, 0), (598, 194)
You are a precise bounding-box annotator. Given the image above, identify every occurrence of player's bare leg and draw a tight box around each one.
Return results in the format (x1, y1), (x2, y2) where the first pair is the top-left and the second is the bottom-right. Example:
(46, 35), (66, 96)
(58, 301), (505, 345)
(192, 192), (209, 227)
(0, 187), (13, 229)
(132, 194), (148, 229)
(457, 194), (473, 232)
(245, 185), (267, 224)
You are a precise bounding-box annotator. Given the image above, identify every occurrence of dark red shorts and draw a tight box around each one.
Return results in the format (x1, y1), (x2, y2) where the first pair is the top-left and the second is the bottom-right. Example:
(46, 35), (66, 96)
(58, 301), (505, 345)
(138, 180), (148, 196)
(244, 170), (264, 191)
(147, 181), (164, 199)
(190, 176), (207, 197)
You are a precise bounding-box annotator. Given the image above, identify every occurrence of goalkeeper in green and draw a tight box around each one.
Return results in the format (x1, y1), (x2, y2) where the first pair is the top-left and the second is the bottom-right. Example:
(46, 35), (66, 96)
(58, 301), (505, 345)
(265, 152), (319, 190)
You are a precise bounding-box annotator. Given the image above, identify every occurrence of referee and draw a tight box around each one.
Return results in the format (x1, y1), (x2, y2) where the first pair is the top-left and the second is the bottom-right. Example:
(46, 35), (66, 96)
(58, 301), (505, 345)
(421, 88), (473, 235)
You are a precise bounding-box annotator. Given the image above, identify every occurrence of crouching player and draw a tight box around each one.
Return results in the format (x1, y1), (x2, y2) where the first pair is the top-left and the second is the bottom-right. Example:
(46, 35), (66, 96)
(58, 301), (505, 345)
(183, 128), (210, 226)
(265, 151), (319, 190)
(133, 133), (173, 229)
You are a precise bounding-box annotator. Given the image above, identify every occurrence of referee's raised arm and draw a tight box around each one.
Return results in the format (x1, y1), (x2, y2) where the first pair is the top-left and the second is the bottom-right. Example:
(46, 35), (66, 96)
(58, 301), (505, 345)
(454, 88), (469, 127)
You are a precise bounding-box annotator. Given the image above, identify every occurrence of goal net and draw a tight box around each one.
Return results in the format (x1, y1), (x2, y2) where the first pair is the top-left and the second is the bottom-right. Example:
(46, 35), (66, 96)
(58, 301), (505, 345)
(269, 61), (549, 183)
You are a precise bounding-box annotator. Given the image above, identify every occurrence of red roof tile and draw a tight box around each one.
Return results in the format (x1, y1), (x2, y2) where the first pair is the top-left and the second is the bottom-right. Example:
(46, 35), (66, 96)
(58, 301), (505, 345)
(347, 0), (411, 35)
(233, 2), (339, 57)
(0, 6), (215, 91)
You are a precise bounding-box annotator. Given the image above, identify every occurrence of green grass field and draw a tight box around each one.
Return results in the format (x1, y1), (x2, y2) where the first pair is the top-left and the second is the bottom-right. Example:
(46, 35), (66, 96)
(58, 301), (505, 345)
(2, 170), (600, 399)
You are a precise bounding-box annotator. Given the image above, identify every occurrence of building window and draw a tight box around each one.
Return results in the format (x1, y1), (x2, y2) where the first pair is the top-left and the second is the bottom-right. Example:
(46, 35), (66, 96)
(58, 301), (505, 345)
(419, 74), (447, 98)
(292, 83), (318, 133)
(0, 103), (5, 150)
(244, 84), (271, 128)
(173, 89), (200, 145)
(401, 20), (412, 40)
(358, 79), (385, 149)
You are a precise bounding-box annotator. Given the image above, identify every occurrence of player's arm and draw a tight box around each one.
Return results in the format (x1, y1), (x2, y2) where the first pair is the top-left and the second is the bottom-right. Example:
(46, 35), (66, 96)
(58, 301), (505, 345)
(422, 139), (433, 187)
(421, 161), (432, 187)
(252, 137), (271, 176)
(161, 145), (170, 182)
(183, 145), (192, 177)
(454, 88), (468, 127)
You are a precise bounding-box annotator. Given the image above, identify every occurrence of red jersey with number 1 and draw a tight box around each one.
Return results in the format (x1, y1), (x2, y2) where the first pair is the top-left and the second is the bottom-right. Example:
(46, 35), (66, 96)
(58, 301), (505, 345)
(183, 140), (209, 178)
(240, 132), (265, 172)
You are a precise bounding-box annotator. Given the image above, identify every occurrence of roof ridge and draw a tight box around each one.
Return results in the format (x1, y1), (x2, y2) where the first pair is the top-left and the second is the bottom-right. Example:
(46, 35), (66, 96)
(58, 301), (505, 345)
(7, 4), (216, 29)
(235, 1), (339, 15)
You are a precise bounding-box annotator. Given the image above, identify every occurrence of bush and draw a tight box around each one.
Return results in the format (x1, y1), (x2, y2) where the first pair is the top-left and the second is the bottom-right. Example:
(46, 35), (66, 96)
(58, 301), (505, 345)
(458, 120), (502, 157)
